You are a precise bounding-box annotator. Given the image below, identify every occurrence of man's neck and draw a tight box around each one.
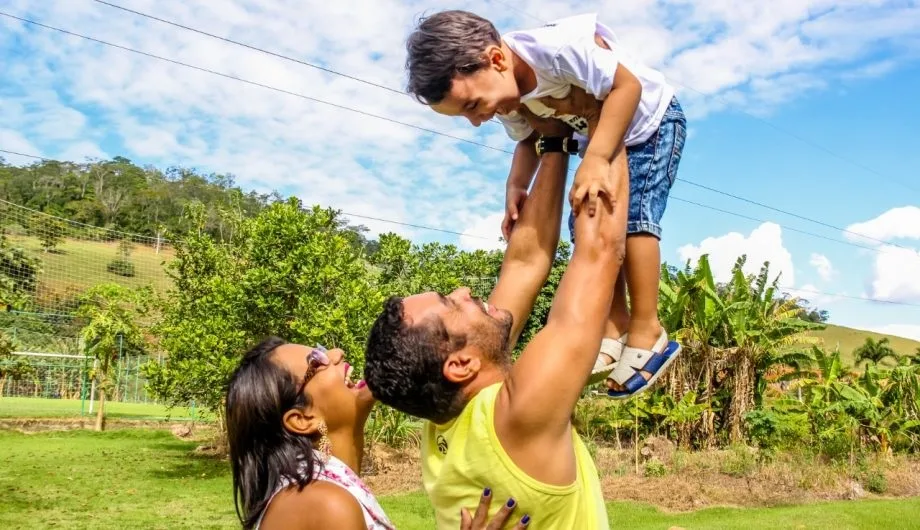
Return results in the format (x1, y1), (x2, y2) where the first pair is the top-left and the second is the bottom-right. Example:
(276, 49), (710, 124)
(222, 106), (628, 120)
(462, 362), (507, 403)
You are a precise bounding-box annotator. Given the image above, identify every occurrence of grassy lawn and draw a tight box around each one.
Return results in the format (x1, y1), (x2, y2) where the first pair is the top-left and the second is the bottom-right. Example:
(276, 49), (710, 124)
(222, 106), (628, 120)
(810, 324), (920, 367)
(8, 235), (173, 300)
(0, 429), (916, 529)
(0, 397), (205, 421)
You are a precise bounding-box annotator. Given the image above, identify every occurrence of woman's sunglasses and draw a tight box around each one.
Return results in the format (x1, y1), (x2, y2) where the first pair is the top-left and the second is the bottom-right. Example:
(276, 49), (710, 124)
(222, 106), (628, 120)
(296, 345), (330, 395)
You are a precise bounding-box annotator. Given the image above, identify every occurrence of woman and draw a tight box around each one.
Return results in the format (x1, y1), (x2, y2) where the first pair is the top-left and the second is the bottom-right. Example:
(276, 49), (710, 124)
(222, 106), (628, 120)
(226, 336), (531, 529)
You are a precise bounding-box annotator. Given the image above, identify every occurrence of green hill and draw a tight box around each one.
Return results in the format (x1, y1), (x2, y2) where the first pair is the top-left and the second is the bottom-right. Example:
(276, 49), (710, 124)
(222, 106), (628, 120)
(807, 323), (920, 368)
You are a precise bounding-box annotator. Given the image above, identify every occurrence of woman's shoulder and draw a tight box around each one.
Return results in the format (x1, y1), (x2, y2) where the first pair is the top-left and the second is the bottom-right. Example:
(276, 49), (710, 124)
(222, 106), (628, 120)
(259, 481), (366, 530)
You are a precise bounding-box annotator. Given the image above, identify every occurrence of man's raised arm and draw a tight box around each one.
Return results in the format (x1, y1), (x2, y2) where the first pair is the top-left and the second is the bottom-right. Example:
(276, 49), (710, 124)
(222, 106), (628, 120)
(500, 145), (628, 442)
(487, 148), (567, 349)
(488, 116), (574, 350)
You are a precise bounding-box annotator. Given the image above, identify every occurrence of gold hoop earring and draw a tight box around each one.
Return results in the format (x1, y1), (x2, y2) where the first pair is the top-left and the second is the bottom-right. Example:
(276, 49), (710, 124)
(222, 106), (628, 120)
(317, 422), (331, 456)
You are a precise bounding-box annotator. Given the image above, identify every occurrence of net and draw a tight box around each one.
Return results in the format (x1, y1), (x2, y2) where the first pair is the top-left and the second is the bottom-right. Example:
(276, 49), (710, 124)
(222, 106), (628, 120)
(0, 197), (172, 315)
(0, 199), (190, 419)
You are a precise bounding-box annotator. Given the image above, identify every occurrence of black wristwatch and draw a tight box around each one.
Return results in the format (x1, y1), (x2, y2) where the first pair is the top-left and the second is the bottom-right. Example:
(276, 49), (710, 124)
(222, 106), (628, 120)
(535, 135), (579, 156)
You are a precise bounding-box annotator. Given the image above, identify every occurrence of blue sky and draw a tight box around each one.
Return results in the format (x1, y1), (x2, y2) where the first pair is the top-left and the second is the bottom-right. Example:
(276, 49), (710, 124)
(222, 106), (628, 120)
(1, 0), (919, 341)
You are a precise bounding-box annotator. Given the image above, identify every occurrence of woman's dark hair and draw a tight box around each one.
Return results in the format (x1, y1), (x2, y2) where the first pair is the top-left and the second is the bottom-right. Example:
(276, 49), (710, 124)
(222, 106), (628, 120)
(226, 336), (321, 529)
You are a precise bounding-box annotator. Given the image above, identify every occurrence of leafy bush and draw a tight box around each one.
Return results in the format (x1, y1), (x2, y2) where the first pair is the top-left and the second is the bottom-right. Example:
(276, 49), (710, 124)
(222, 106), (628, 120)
(643, 458), (667, 477)
(106, 259), (135, 277)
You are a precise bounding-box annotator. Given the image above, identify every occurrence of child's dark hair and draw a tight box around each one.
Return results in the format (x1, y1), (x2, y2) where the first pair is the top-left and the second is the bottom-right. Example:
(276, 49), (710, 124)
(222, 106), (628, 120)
(405, 10), (501, 105)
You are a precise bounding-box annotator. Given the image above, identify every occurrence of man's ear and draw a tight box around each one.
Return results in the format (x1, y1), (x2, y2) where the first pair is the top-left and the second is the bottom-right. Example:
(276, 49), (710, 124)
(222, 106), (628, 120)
(282, 406), (322, 436)
(443, 349), (481, 384)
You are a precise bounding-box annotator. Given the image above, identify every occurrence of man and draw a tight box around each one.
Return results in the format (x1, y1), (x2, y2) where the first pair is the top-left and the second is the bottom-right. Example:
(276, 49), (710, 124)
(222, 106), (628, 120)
(364, 114), (627, 529)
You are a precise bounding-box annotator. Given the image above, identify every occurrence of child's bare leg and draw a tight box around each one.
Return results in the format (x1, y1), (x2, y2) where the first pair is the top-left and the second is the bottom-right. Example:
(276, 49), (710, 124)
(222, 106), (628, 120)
(606, 234), (662, 391)
(597, 270), (629, 366)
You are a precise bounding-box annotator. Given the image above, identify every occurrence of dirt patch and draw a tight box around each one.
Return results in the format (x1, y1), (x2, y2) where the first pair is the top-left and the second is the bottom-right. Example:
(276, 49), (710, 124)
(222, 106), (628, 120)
(357, 443), (920, 510)
(595, 446), (920, 511)
(362, 443), (425, 496)
(0, 417), (216, 437)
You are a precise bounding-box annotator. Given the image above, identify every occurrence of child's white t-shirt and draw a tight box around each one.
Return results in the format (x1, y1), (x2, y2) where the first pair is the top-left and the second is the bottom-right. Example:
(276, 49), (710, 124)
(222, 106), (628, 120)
(496, 13), (674, 147)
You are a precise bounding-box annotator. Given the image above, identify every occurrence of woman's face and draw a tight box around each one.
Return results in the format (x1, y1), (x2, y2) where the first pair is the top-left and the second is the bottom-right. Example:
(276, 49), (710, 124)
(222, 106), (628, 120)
(274, 343), (375, 434)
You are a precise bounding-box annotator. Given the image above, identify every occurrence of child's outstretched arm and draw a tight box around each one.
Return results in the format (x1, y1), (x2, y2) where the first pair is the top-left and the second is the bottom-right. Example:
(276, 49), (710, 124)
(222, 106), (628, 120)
(569, 61), (640, 216)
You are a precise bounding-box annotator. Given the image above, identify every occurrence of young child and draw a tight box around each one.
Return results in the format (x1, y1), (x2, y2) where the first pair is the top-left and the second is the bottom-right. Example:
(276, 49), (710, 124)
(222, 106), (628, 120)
(404, 10), (686, 397)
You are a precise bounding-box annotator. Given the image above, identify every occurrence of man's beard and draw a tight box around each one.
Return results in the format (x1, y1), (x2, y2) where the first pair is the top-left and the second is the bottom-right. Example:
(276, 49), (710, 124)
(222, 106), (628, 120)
(479, 310), (513, 365)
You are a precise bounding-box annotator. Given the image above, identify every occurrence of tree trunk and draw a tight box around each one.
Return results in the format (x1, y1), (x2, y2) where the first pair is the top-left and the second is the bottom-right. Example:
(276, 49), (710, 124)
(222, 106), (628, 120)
(728, 352), (754, 443)
(94, 358), (109, 432)
(94, 385), (106, 431)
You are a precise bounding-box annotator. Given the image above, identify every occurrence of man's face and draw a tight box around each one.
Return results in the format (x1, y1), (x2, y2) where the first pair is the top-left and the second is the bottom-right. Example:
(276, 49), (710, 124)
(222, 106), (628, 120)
(402, 287), (513, 365)
(429, 46), (521, 127)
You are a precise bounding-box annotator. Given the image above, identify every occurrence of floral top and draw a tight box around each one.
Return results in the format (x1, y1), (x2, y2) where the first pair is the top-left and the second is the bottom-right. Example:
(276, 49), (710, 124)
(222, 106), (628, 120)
(257, 451), (395, 529)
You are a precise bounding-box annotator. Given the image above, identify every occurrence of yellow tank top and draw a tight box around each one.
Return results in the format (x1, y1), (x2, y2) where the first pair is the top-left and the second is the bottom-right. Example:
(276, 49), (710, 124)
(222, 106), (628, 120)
(420, 382), (609, 529)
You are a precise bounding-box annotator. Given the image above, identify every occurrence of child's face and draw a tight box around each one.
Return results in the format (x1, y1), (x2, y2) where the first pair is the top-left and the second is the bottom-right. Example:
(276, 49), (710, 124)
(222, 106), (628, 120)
(430, 45), (521, 127)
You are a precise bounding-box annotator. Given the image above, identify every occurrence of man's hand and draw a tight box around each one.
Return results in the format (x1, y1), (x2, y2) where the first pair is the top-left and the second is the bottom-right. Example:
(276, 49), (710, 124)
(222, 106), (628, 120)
(569, 153), (613, 217)
(502, 185), (528, 241)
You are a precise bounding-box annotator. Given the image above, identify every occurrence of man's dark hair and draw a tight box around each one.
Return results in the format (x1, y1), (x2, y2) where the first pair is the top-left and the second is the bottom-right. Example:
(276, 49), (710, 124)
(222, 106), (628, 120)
(405, 10), (502, 105)
(365, 296), (466, 423)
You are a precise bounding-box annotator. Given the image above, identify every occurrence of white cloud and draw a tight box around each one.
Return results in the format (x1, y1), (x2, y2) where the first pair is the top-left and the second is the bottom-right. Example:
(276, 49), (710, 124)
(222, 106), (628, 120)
(0, 129), (43, 165)
(865, 324), (920, 343)
(868, 244), (920, 304)
(784, 283), (843, 307)
(842, 208), (920, 304)
(0, 0), (917, 245)
(844, 206), (920, 244)
(809, 253), (836, 282)
(458, 212), (505, 252)
(677, 222), (795, 286)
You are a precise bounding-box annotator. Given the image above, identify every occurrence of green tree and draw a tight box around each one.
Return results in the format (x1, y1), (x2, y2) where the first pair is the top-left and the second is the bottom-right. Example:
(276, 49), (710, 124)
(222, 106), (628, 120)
(76, 284), (150, 431)
(0, 330), (36, 396)
(34, 215), (66, 253)
(854, 337), (900, 367)
(0, 229), (41, 310)
(145, 198), (382, 444)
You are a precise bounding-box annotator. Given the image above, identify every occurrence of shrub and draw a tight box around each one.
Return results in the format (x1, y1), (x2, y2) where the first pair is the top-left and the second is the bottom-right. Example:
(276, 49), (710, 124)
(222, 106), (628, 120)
(106, 259), (135, 277)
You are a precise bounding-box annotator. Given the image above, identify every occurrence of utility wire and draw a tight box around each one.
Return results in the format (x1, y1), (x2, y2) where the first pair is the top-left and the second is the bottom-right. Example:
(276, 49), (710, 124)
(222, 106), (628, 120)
(68, 4), (915, 250)
(1, 14), (913, 249)
(0, 11), (509, 156)
(90, 0), (507, 127)
(484, 0), (920, 195)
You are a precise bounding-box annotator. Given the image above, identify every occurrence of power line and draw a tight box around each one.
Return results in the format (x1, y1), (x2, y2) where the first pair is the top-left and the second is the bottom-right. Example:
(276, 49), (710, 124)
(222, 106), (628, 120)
(57, 6), (914, 250)
(1, 14), (911, 251)
(668, 197), (890, 255)
(90, 0), (506, 128)
(781, 286), (920, 309)
(672, 189), (909, 251)
(0, 147), (890, 252)
(3, 148), (918, 308)
(484, 0), (920, 195)
(0, 11), (509, 157)
(92, 0), (408, 96)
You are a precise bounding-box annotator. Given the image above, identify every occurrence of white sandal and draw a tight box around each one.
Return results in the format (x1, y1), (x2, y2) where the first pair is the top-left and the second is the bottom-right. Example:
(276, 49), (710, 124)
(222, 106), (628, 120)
(586, 334), (628, 386)
(606, 329), (681, 399)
